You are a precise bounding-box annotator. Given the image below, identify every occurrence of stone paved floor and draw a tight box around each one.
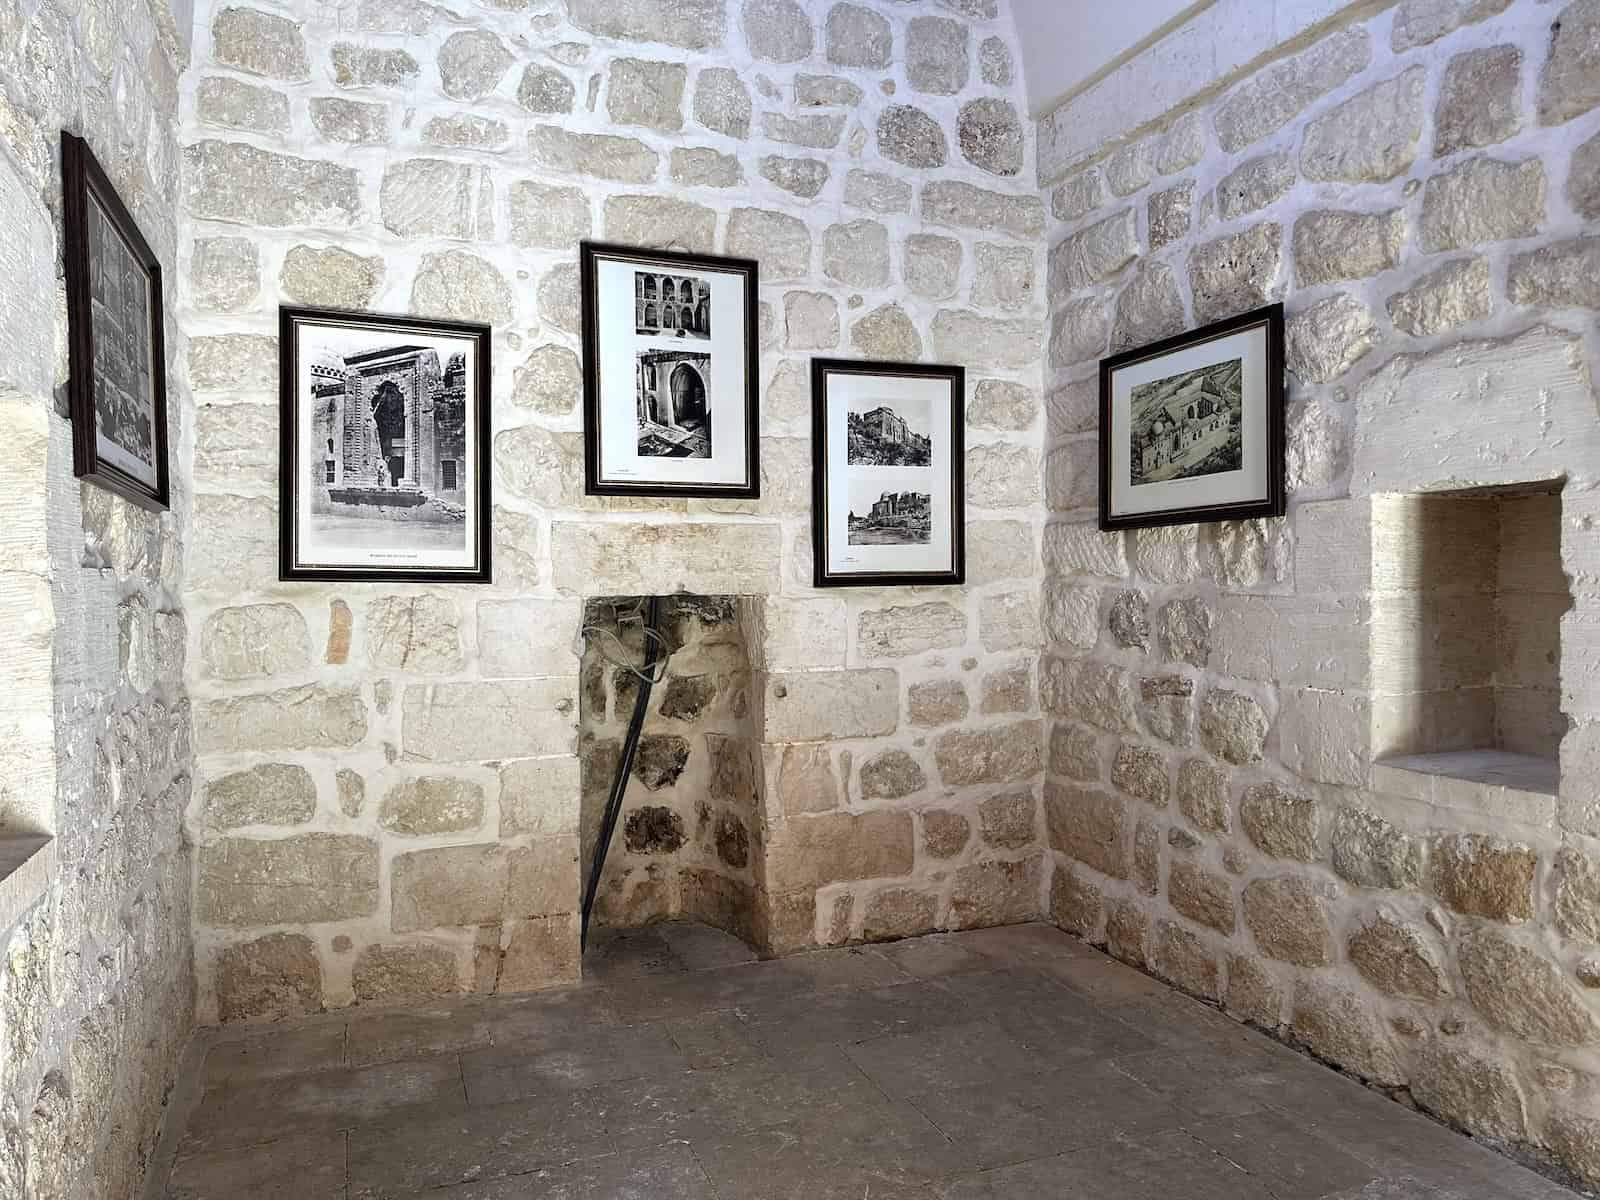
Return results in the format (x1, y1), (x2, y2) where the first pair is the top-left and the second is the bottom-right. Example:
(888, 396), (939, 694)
(147, 922), (1583, 1199)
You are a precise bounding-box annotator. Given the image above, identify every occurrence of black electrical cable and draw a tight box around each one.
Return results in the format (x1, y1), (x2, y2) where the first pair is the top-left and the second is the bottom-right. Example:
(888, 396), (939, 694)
(580, 594), (662, 950)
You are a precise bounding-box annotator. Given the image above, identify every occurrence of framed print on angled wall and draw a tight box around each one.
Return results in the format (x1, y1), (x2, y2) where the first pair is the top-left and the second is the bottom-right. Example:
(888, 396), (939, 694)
(811, 358), (965, 588)
(580, 241), (760, 498)
(1099, 302), (1285, 531)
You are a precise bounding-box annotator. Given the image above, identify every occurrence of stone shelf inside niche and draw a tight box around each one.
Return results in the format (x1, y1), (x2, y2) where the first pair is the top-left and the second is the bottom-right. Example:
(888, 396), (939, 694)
(1371, 750), (1558, 826)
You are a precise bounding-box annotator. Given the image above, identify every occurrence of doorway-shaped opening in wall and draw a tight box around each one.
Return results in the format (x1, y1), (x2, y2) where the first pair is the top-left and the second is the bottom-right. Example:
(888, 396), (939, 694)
(1370, 482), (1570, 803)
(578, 595), (765, 952)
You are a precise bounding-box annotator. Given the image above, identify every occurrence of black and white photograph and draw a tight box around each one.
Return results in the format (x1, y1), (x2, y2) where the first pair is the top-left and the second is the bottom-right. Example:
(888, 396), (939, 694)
(813, 359), (964, 588)
(848, 481), (933, 546)
(635, 270), (711, 340)
(847, 398), (932, 466)
(636, 349), (712, 458)
(582, 242), (759, 498)
(279, 307), (491, 583)
(63, 131), (170, 511)
(1129, 358), (1242, 485)
(1100, 303), (1284, 531)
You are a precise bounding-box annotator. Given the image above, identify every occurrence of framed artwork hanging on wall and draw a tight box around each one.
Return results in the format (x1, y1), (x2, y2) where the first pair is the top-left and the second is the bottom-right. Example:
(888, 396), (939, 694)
(811, 358), (965, 588)
(579, 241), (760, 498)
(62, 131), (171, 511)
(278, 306), (492, 583)
(1098, 302), (1285, 531)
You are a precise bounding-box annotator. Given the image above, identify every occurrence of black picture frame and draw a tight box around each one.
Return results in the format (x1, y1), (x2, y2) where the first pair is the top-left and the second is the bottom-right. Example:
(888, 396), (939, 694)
(811, 358), (966, 588)
(580, 240), (760, 498)
(1098, 302), (1285, 531)
(278, 306), (493, 584)
(62, 131), (170, 512)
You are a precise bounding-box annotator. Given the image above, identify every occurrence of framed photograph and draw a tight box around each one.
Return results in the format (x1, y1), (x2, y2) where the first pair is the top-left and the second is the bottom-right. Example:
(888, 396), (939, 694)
(62, 131), (170, 511)
(580, 241), (759, 497)
(811, 358), (965, 588)
(1099, 302), (1285, 531)
(279, 307), (491, 583)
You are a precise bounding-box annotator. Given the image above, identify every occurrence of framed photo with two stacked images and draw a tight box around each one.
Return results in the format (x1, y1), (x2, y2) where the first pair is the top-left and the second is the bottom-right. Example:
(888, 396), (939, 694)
(579, 241), (760, 498)
(63, 132), (170, 511)
(811, 359), (965, 588)
(1098, 303), (1285, 531)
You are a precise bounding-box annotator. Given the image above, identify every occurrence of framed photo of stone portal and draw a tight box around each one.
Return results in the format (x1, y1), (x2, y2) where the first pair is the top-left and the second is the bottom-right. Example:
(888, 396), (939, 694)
(811, 358), (965, 588)
(62, 132), (170, 511)
(1098, 302), (1285, 531)
(579, 241), (759, 498)
(278, 307), (492, 583)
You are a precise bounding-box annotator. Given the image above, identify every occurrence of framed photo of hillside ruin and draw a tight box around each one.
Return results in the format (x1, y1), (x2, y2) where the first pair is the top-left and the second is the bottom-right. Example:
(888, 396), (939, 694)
(811, 359), (965, 587)
(579, 241), (759, 498)
(1099, 302), (1285, 531)
(279, 307), (491, 583)
(62, 132), (170, 511)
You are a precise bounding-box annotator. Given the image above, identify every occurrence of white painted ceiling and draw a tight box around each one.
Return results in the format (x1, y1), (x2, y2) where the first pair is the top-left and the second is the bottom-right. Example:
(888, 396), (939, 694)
(1009, 0), (1203, 116)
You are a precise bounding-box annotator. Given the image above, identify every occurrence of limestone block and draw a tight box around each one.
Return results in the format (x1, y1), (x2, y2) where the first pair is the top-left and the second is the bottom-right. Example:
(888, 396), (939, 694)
(403, 680), (573, 762)
(858, 603), (965, 659)
(200, 604), (310, 679)
(1244, 875), (1331, 966)
(551, 522), (782, 595)
(510, 345), (581, 417)
(337, 769), (365, 818)
(1049, 208), (1138, 296)
(1107, 592), (1148, 650)
(1169, 860), (1235, 935)
(1546, 1110), (1600, 1190)
(1293, 210), (1403, 288)
(1569, 129), (1600, 218)
(1347, 913), (1449, 1000)
(607, 58), (686, 131)
(1213, 28), (1370, 152)
(671, 147), (741, 188)
(1154, 111), (1206, 174)
(936, 311), (1042, 372)
(1303, 66), (1426, 184)
(1148, 918), (1220, 1000)
(311, 97), (389, 144)
(1130, 526), (1198, 585)
(822, 219), (890, 288)
(759, 155), (826, 198)
(214, 933), (322, 1023)
(1111, 743), (1168, 809)
(859, 749), (926, 800)
(1217, 153), (1295, 221)
(825, 3), (891, 69)
(1386, 257), (1491, 337)
(1108, 261), (1185, 356)
(1507, 235), (1600, 309)
(1188, 223), (1282, 325)
(1289, 979), (1403, 1085)
(965, 441), (1040, 510)
(212, 6), (308, 80)
(500, 757), (580, 838)
(1134, 819), (1160, 895)
(979, 36), (1014, 88)
(1136, 676), (1193, 748)
(1050, 863), (1102, 936)
(1052, 169), (1105, 222)
(1420, 156), (1545, 251)
(1392, 0), (1511, 51)
(605, 195), (717, 254)
(437, 30), (512, 100)
(1411, 1043), (1528, 1144)
(1040, 656), (1137, 732)
(877, 105), (947, 168)
(978, 791), (1036, 850)
(1286, 293), (1377, 385)
(281, 245), (382, 310)
(1240, 782), (1317, 861)
(764, 810), (913, 891)
(909, 680), (969, 730)
(1102, 140), (1152, 197)
(972, 243), (1035, 312)
(850, 303), (922, 360)
(391, 843), (502, 932)
(366, 595), (462, 672)
(1278, 688), (1368, 787)
(845, 168), (911, 213)
(1436, 45), (1523, 156)
(1041, 582), (1098, 650)
(762, 669), (897, 742)
(1106, 899), (1148, 965)
(352, 943), (459, 1003)
(950, 855), (1042, 928)
(726, 208), (811, 280)
(380, 775), (485, 836)
(1555, 846), (1600, 944)
(763, 112), (847, 149)
(694, 67), (751, 137)
(411, 250), (513, 324)
(1458, 929), (1600, 1045)
(742, 0), (812, 62)
(190, 333), (276, 393)
(196, 834), (379, 927)
(196, 685), (367, 754)
(907, 16), (968, 95)
(1430, 834), (1536, 922)
(330, 44), (418, 88)
(196, 76), (290, 133)
(506, 180), (591, 248)
(1042, 523), (1126, 578)
(934, 720), (1042, 786)
(1044, 781), (1128, 879)
(1048, 297), (1109, 368)
(528, 125), (659, 184)
(968, 380), (1036, 431)
(1224, 954), (1282, 1029)
(1147, 184), (1191, 253)
(1539, 0), (1600, 125)
(1198, 688), (1267, 765)
(1044, 440), (1095, 512)
(774, 743), (839, 815)
(863, 887), (937, 941)
(1176, 758), (1229, 833)
(567, 0), (726, 50)
(958, 98), (1023, 177)
(202, 763), (316, 830)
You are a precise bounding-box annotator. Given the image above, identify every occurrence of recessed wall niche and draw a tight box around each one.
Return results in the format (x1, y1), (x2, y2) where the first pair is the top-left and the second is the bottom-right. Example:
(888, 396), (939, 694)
(1370, 483), (1570, 795)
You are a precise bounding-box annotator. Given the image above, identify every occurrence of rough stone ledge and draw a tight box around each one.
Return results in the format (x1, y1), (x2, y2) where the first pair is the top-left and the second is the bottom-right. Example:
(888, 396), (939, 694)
(0, 834), (52, 933)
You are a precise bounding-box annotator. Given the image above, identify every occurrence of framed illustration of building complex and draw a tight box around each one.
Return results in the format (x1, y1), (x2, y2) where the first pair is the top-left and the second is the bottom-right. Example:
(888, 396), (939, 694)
(1098, 303), (1285, 531)
(279, 307), (492, 583)
(62, 131), (171, 511)
(580, 241), (760, 498)
(811, 358), (965, 588)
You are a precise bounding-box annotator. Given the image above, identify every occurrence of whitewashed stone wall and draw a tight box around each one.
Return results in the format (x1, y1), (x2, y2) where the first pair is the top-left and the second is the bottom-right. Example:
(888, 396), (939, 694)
(0, 0), (197, 1195)
(1040, 0), (1600, 1188)
(179, 0), (1049, 1022)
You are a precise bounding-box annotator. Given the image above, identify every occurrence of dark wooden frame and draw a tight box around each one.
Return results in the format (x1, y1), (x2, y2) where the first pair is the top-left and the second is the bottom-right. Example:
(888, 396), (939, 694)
(1098, 302), (1285, 531)
(63, 131), (170, 511)
(579, 240), (760, 498)
(811, 357), (966, 588)
(278, 306), (493, 583)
